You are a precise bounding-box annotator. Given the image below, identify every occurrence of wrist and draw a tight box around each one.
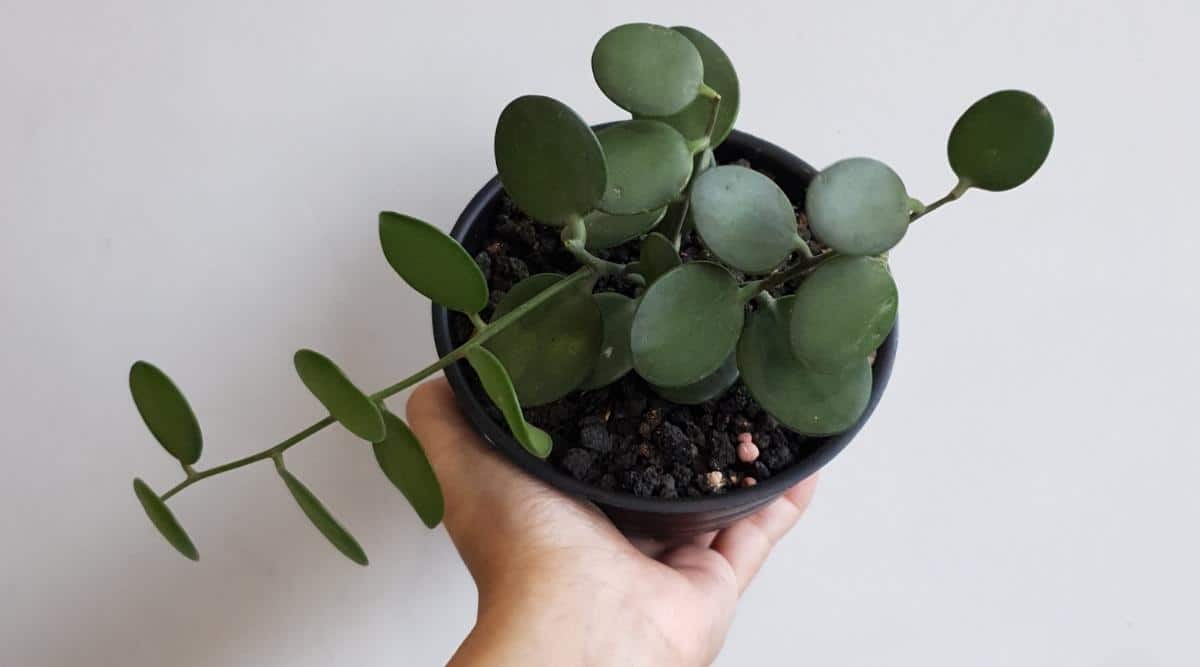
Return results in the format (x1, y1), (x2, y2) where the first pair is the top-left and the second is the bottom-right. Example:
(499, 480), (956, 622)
(449, 573), (684, 666)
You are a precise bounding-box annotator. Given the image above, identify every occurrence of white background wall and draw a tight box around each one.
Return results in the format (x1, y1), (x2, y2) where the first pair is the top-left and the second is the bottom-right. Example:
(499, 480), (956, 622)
(2, 1), (1196, 664)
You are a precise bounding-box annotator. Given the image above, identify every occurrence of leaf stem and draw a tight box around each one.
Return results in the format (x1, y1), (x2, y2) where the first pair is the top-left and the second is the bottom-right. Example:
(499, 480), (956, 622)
(693, 83), (722, 154)
(157, 266), (599, 502)
(468, 312), (487, 332)
(663, 199), (690, 249)
(911, 178), (971, 223)
(664, 147), (714, 248)
(793, 235), (814, 259)
(739, 250), (837, 303)
(161, 416), (334, 500)
(561, 216), (646, 285)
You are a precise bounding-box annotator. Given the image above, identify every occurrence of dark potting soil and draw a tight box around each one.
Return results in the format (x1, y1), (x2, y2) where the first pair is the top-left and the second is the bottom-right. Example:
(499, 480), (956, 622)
(451, 160), (833, 499)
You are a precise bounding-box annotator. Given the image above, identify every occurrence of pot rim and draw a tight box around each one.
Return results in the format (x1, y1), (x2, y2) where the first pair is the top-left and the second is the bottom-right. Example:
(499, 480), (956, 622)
(431, 128), (898, 515)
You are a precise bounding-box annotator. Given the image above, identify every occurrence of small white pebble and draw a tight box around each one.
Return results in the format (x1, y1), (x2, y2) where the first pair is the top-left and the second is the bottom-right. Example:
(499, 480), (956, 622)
(705, 470), (726, 490)
(742, 476), (757, 488)
(737, 441), (760, 463)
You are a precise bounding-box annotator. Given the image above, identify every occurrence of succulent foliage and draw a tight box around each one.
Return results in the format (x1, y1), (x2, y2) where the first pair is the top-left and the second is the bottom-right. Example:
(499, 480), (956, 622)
(126, 22), (1052, 563)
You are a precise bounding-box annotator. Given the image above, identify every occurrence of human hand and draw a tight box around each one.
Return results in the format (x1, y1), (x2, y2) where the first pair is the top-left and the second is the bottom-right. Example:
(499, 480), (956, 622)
(407, 379), (818, 666)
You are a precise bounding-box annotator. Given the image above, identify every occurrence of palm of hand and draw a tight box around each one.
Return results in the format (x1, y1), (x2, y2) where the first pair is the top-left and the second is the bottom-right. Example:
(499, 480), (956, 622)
(407, 380), (816, 667)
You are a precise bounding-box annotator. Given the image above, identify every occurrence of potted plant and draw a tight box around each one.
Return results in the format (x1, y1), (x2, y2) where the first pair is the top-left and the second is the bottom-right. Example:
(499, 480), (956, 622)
(127, 22), (1053, 562)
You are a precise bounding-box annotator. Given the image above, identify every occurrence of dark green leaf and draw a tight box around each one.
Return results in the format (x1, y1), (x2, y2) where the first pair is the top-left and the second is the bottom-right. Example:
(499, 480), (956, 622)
(805, 157), (910, 256)
(293, 349), (386, 442)
(789, 256), (898, 372)
(638, 232), (681, 285)
(133, 478), (199, 561)
(738, 298), (872, 435)
(584, 206), (667, 250)
(485, 274), (603, 406)
(596, 120), (693, 215)
(631, 262), (744, 387)
(491, 273), (561, 319)
(494, 95), (607, 225)
(652, 351), (738, 404)
(591, 23), (704, 116)
(129, 361), (202, 465)
(378, 212), (488, 314)
(640, 27), (740, 147)
(277, 466), (368, 565)
(949, 90), (1053, 191)
(579, 292), (638, 391)
(373, 410), (443, 529)
(690, 166), (799, 273)
(467, 347), (553, 458)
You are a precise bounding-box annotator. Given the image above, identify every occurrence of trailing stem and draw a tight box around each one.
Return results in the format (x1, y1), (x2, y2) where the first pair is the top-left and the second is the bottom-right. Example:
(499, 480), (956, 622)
(160, 265), (598, 501)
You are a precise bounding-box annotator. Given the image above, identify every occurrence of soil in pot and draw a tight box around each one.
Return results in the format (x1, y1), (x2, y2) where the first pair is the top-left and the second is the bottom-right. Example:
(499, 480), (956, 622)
(451, 159), (852, 500)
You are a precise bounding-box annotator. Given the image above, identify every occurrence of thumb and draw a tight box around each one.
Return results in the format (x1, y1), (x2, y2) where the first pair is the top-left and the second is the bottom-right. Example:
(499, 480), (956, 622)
(404, 378), (552, 564)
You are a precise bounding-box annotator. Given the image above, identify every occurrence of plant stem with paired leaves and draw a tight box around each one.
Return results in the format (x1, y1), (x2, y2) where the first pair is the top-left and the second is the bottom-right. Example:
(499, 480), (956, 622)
(159, 265), (598, 502)
(159, 84), (729, 504)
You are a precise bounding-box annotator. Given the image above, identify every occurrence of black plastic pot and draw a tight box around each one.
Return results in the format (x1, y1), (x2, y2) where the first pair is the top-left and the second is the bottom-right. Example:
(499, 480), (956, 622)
(432, 128), (898, 538)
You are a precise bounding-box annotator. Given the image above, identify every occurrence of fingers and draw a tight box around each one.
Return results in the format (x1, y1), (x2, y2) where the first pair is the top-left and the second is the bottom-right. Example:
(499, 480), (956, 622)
(710, 474), (819, 595)
(631, 530), (718, 560)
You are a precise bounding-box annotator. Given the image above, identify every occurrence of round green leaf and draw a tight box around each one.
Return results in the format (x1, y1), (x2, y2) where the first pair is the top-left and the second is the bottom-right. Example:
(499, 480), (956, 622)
(494, 95), (607, 225)
(277, 466), (368, 565)
(789, 256), (898, 372)
(949, 90), (1053, 192)
(485, 274), (603, 406)
(597, 120), (693, 215)
(579, 292), (637, 391)
(638, 232), (681, 285)
(373, 410), (444, 529)
(690, 165), (799, 273)
(293, 349), (386, 442)
(806, 157), (910, 256)
(592, 23), (704, 116)
(640, 27), (740, 147)
(652, 351), (738, 404)
(133, 478), (198, 561)
(631, 262), (744, 387)
(467, 346), (554, 458)
(129, 361), (203, 465)
(738, 298), (872, 436)
(378, 212), (488, 314)
(584, 206), (667, 250)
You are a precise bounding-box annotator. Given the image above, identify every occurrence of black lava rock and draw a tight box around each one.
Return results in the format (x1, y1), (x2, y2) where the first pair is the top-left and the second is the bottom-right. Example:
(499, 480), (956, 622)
(579, 416), (612, 453)
(562, 448), (594, 481)
(656, 422), (692, 466)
